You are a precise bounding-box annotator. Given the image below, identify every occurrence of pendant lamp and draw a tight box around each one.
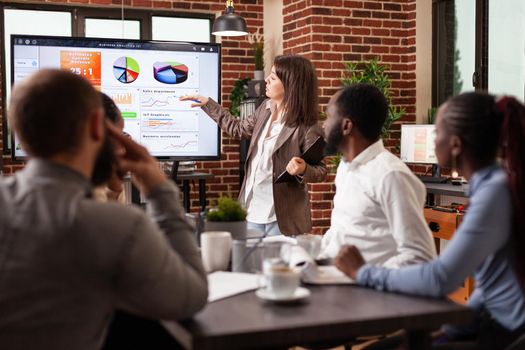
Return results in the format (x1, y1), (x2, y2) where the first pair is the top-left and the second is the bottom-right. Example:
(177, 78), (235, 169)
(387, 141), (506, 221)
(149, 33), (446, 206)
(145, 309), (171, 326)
(212, 0), (248, 37)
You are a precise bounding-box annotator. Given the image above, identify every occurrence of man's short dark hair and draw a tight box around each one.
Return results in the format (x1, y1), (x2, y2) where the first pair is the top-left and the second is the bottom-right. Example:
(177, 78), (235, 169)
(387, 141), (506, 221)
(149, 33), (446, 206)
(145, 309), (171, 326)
(9, 69), (101, 157)
(335, 84), (389, 142)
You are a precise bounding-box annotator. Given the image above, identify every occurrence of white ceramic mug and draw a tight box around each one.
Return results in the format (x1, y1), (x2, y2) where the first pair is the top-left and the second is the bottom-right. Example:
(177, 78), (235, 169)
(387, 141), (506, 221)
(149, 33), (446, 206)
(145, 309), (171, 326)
(200, 231), (232, 273)
(262, 260), (300, 298)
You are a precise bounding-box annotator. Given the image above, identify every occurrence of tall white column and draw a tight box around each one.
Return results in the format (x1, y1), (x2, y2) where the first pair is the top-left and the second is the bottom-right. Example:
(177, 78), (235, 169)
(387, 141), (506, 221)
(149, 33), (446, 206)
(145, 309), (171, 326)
(263, 0), (283, 76)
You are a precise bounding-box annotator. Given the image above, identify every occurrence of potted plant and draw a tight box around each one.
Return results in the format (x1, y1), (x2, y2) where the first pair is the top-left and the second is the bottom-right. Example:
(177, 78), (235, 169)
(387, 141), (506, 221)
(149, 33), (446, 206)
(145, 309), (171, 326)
(248, 28), (264, 80)
(342, 58), (404, 139)
(229, 77), (250, 117)
(205, 195), (248, 240)
(427, 106), (438, 124)
(332, 58), (405, 168)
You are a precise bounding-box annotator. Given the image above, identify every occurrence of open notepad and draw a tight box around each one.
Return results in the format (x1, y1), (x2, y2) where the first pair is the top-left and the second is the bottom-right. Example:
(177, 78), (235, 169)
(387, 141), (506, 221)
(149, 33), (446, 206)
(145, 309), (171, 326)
(207, 272), (259, 302)
(288, 245), (355, 285)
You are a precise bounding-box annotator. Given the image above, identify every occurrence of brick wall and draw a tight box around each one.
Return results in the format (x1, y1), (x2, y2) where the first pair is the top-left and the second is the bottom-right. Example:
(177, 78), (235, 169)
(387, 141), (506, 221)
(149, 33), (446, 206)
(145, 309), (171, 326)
(0, 0), (263, 211)
(282, 0), (417, 234)
(0, 0), (419, 236)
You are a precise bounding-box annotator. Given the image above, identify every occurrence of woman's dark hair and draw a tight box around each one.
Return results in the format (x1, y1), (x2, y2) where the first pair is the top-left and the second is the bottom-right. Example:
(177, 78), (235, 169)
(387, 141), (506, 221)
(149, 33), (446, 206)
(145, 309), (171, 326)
(498, 96), (525, 287)
(444, 92), (525, 286)
(274, 55), (319, 127)
(91, 93), (121, 186)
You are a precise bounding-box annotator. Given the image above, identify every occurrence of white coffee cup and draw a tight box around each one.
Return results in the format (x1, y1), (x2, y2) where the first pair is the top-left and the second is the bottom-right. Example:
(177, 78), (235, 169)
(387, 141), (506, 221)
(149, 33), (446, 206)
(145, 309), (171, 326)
(296, 234), (322, 259)
(200, 231), (232, 273)
(263, 261), (300, 298)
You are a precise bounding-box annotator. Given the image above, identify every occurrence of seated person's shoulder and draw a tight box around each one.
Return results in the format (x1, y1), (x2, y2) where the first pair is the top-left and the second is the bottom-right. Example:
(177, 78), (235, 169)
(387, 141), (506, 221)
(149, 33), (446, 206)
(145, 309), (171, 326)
(62, 200), (171, 281)
(76, 199), (154, 242)
(473, 168), (510, 203)
(374, 152), (420, 183)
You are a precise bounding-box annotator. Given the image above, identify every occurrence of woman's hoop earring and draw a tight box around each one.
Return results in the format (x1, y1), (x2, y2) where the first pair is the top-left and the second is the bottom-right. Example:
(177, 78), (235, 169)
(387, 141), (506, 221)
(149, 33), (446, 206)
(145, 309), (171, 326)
(451, 154), (459, 179)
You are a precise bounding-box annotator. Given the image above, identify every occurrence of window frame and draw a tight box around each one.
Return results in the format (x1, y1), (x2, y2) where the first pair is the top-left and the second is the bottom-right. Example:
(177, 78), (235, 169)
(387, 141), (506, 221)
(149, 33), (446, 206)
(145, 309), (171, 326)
(0, 2), (214, 155)
(76, 8), (150, 39)
(432, 0), (489, 106)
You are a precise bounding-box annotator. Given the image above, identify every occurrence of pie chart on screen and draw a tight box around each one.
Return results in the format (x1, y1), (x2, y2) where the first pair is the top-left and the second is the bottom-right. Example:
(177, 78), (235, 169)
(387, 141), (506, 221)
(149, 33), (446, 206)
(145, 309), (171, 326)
(113, 56), (140, 84)
(153, 61), (189, 84)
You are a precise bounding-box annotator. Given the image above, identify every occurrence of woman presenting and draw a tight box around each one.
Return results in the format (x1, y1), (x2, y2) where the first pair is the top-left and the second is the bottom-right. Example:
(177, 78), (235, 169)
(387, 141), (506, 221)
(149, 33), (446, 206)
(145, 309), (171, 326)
(181, 55), (327, 236)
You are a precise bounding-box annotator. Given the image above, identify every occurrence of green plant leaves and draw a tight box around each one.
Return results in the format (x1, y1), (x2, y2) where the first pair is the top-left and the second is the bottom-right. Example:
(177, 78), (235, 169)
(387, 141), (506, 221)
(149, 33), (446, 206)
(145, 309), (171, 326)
(341, 58), (405, 140)
(229, 78), (250, 117)
(206, 196), (247, 222)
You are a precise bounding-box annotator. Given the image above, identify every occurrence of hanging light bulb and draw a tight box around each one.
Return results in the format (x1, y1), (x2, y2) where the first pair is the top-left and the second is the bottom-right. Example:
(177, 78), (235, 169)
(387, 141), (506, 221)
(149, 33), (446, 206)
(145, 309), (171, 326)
(212, 0), (248, 37)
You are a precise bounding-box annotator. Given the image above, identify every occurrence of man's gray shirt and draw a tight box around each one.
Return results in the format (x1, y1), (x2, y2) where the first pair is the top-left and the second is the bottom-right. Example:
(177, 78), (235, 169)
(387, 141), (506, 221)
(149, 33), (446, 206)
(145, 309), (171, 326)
(0, 159), (208, 350)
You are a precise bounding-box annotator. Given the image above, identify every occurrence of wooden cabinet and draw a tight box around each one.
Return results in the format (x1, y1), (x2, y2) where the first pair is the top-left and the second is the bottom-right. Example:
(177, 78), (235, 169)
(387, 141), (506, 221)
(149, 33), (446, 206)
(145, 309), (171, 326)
(423, 208), (474, 304)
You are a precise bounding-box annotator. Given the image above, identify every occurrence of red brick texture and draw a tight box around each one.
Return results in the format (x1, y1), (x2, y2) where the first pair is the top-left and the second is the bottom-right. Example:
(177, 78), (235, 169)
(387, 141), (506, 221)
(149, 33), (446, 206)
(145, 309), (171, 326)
(0, 0), (263, 209)
(0, 0), (417, 236)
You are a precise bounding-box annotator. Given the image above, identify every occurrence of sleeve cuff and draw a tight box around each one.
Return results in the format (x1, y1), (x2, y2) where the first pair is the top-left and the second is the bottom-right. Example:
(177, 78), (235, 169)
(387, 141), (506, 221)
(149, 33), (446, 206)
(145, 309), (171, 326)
(294, 164), (308, 183)
(146, 180), (177, 199)
(356, 264), (372, 285)
(201, 98), (221, 115)
(145, 181), (181, 214)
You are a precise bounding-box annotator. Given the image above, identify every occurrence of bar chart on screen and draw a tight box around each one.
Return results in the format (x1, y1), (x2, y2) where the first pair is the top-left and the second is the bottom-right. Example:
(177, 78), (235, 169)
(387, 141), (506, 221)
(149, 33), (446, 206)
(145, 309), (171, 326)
(104, 88), (140, 112)
(111, 91), (133, 105)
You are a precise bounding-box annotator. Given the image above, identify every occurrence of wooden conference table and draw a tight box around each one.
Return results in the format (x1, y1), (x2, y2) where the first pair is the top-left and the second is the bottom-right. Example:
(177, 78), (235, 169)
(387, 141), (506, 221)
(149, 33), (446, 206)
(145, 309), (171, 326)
(162, 284), (472, 350)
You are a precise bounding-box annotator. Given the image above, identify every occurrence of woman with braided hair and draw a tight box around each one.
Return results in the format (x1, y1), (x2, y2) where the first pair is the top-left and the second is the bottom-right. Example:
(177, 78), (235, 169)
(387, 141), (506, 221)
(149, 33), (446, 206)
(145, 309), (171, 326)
(336, 92), (525, 349)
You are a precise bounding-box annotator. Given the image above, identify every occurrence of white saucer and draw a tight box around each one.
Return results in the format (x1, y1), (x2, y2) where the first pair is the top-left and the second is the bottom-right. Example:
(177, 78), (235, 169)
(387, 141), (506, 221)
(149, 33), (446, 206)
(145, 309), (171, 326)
(255, 287), (311, 303)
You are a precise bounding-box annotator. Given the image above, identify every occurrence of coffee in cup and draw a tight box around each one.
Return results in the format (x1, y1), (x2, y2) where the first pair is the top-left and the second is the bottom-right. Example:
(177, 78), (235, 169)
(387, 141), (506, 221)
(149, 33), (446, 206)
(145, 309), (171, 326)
(263, 260), (300, 298)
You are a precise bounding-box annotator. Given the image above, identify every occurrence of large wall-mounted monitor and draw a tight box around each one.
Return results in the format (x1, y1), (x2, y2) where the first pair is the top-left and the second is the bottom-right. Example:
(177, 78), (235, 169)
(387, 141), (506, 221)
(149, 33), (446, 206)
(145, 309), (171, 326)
(10, 35), (221, 160)
(400, 124), (437, 164)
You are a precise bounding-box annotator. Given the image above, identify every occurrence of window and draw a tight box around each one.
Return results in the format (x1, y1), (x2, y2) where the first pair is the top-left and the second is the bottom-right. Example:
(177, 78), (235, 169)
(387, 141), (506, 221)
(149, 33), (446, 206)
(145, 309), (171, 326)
(152, 16), (211, 42)
(453, 0), (476, 96)
(85, 18), (140, 40)
(488, 0), (525, 101)
(1, 3), (213, 153)
(432, 0), (479, 105)
(433, 0), (525, 104)
(3, 8), (72, 120)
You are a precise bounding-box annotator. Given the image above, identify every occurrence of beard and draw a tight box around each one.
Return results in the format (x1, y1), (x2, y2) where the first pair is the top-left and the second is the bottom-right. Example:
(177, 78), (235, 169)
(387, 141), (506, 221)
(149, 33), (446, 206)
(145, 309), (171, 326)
(91, 136), (116, 187)
(324, 125), (344, 156)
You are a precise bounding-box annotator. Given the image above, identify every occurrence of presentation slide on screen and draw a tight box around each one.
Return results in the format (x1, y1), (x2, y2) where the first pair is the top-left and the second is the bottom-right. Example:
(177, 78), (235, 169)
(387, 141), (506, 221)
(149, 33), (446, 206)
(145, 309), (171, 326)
(12, 38), (219, 158)
(400, 125), (437, 164)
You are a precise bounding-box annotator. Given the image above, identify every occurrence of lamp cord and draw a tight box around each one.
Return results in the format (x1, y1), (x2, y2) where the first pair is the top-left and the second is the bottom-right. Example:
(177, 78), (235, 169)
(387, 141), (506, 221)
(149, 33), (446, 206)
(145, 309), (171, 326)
(121, 0), (125, 39)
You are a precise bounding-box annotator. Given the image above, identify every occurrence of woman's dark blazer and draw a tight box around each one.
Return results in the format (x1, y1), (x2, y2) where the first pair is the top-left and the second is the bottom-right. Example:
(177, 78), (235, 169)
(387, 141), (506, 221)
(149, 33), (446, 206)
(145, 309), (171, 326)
(202, 98), (327, 235)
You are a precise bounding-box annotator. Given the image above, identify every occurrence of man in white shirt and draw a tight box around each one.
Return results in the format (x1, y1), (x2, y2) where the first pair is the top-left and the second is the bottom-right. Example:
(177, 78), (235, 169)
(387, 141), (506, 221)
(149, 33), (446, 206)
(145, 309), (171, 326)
(321, 84), (436, 268)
